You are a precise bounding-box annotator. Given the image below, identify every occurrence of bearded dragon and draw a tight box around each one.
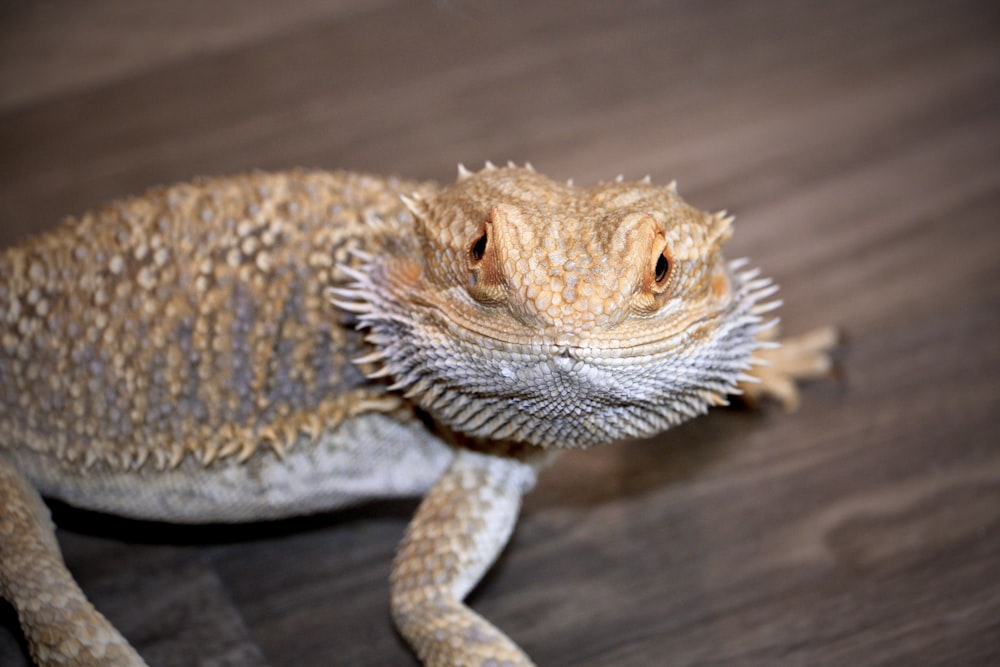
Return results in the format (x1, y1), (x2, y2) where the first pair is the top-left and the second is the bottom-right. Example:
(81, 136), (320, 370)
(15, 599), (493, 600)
(0, 163), (836, 666)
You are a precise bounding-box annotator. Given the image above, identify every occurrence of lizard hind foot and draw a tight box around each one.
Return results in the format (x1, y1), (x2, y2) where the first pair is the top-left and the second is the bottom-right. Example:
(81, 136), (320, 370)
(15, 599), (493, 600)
(738, 325), (841, 412)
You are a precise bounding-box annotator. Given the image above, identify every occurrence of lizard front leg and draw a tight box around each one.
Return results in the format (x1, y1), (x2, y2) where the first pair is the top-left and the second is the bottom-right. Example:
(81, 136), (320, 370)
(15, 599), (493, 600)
(0, 453), (147, 667)
(391, 447), (542, 667)
(739, 326), (840, 411)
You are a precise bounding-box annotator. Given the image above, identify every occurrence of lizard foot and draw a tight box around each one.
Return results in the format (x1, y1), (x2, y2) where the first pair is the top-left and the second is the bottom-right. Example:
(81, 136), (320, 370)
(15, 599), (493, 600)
(738, 325), (840, 411)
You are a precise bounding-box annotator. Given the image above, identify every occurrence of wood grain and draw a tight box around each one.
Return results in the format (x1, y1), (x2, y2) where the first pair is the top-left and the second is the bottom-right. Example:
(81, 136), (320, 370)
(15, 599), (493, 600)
(1, 1), (998, 665)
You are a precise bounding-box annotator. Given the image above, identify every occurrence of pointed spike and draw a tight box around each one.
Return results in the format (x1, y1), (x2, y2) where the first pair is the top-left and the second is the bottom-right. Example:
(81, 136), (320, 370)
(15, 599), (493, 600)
(746, 277), (774, 291)
(710, 210), (736, 245)
(484, 160), (497, 170)
(713, 210), (736, 227)
(524, 161), (535, 172)
(507, 160), (516, 168)
(217, 438), (242, 460)
(737, 373), (761, 384)
(729, 257), (751, 270)
(352, 351), (386, 365)
(457, 163), (472, 180)
(335, 264), (370, 283)
(327, 289), (357, 303)
(566, 178), (574, 187)
(132, 448), (149, 471)
(399, 194), (424, 218)
(387, 378), (412, 392)
(169, 444), (186, 469)
(199, 440), (220, 467)
(233, 439), (254, 463)
(751, 285), (781, 301)
(365, 365), (396, 379)
(615, 174), (624, 183)
(330, 299), (371, 314)
(641, 174), (652, 184)
(753, 320), (782, 338)
(667, 179), (678, 195)
(710, 393), (730, 407)
(751, 299), (784, 315)
(325, 285), (366, 301)
(365, 333), (395, 346)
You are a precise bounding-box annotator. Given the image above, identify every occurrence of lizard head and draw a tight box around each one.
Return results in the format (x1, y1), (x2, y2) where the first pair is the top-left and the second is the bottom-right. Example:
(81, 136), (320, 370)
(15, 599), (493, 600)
(334, 164), (776, 448)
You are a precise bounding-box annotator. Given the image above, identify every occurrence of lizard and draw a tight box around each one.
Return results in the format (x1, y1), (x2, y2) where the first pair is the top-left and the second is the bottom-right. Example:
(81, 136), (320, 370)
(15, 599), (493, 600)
(0, 163), (837, 667)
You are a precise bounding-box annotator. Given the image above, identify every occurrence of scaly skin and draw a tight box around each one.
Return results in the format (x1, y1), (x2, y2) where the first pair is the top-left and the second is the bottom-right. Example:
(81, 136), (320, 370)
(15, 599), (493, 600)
(0, 164), (836, 666)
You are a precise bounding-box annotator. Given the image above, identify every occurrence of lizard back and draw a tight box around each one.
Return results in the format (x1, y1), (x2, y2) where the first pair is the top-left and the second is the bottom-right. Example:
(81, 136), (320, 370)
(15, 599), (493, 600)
(0, 170), (420, 473)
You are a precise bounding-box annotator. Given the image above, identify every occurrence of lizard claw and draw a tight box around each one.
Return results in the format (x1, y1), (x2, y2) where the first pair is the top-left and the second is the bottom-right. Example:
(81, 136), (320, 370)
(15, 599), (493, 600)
(738, 325), (840, 411)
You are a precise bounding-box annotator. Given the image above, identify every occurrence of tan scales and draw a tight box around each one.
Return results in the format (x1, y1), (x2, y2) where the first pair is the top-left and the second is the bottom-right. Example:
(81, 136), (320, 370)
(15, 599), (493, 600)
(0, 164), (836, 666)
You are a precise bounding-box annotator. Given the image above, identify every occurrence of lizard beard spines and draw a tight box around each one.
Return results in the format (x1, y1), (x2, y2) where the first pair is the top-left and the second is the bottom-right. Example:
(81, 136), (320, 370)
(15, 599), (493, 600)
(334, 247), (774, 449)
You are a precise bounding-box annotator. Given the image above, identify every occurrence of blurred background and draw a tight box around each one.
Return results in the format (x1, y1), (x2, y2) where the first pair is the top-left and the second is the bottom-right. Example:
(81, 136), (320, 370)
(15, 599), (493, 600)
(1, 1), (998, 665)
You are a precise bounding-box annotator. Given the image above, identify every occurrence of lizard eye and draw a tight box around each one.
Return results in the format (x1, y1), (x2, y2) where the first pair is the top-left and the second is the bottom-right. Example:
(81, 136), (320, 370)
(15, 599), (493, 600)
(653, 249), (672, 289)
(466, 222), (505, 303)
(654, 252), (670, 284)
(470, 227), (488, 262)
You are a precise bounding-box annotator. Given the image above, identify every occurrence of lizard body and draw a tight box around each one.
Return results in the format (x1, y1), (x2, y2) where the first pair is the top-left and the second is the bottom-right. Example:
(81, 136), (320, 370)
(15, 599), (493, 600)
(1, 170), (451, 523)
(0, 165), (835, 666)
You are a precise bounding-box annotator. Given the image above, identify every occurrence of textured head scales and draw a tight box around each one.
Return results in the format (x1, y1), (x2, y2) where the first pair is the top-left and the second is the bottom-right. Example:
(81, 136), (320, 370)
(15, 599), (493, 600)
(334, 164), (776, 448)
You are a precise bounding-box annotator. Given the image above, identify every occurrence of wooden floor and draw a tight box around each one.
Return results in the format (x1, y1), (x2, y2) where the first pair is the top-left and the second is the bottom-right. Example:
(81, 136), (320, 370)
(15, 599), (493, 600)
(2, 1), (999, 665)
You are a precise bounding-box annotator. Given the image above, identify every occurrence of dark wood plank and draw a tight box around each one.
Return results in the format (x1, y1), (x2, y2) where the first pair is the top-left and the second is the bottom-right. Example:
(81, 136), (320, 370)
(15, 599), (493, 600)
(1, 1), (998, 665)
(0, 0), (398, 111)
